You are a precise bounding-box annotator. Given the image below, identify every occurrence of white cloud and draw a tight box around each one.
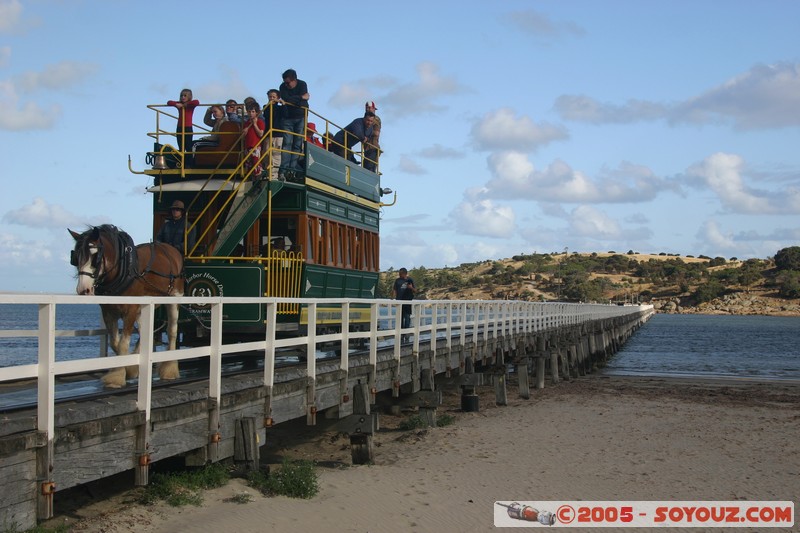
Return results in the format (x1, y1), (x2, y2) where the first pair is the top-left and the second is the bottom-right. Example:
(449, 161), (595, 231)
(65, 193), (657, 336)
(554, 63), (800, 130)
(379, 231), (459, 270)
(695, 220), (800, 260)
(14, 61), (98, 93)
(0, 81), (60, 129)
(329, 62), (465, 118)
(0, 60), (96, 130)
(673, 62), (800, 130)
(3, 198), (86, 230)
(569, 205), (623, 239)
(471, 108), (568, 152)
(0, 232), (53, 265)
(397, 155), (427, 175)
(328, 83), (371, 110)
(448, 191), (515, 238)
(504, 9), (585, 41)
(418, 143), (464, 159)
(483, 152), (672, 203)
(554, 95), (667, 124)
(698, 220), (738, 251)
(194, 69), (250, 105)
(685, 152), (800, 214)
(0, 0), (22, 33)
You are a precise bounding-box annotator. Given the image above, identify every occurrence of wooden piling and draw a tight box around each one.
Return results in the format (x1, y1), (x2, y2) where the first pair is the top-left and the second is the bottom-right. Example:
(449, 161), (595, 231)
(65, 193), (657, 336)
(518, 364), (530, 399)
(234, 417), (259, 472)
(350, 382), (373, 464)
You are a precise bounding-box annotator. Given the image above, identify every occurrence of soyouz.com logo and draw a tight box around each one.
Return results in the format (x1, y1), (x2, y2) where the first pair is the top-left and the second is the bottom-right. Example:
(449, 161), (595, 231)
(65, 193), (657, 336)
(494, 501), (794, 528)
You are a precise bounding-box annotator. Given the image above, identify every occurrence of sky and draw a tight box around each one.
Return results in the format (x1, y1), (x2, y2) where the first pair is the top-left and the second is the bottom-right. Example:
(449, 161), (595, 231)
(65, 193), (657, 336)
(1, 0), (799, 294)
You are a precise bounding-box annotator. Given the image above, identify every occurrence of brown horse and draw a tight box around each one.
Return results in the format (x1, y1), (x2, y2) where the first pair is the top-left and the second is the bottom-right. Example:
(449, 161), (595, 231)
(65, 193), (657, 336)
(69, 224), (184, 388)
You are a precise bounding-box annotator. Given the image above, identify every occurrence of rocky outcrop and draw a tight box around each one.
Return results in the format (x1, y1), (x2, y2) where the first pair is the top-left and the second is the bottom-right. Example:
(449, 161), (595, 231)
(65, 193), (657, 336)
(654, 292), (800, 316)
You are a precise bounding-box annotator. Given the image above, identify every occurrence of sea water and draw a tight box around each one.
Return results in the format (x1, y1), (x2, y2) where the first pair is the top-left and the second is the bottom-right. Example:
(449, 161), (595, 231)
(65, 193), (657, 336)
(0, 303), (106, 367)
(603, 313), (800, 380)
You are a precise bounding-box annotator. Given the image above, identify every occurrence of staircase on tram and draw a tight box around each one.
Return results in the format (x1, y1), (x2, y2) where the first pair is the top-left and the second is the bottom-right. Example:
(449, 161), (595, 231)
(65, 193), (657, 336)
(212, 179), (284, 256)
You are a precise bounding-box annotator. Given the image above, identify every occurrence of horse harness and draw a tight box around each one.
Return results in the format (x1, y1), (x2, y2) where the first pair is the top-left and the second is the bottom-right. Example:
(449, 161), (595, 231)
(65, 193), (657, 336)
(72, 226), (181, 296)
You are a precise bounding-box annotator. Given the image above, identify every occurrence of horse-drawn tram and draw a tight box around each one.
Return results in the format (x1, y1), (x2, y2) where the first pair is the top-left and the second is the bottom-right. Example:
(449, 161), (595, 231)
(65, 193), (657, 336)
(130, 101), (394, 344)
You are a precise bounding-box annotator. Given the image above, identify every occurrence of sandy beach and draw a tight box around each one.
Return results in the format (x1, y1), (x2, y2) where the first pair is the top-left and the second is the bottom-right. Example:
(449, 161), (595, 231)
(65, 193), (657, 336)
(51, 375), (799, 533)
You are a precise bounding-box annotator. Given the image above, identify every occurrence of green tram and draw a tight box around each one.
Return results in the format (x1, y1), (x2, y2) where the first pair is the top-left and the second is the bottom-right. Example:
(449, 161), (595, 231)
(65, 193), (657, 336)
(130, 102), (394, 344)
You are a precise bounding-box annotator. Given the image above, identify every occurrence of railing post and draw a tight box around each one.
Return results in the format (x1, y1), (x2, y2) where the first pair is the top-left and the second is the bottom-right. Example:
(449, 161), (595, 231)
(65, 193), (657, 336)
(459, 302), (467, 348)
(36, 302), (56, 520)
(368, 302), (378, 402)
(340, 301), (351, 407)
(263, 300), (277, 427)
(306, 302), (317, 425)
(207, 301), (223, 462)
(135, 303), (155, 486)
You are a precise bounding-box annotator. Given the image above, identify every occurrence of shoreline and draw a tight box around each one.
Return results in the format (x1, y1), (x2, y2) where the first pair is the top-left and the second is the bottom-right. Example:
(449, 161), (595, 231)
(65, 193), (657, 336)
(48, 374), (799, 533)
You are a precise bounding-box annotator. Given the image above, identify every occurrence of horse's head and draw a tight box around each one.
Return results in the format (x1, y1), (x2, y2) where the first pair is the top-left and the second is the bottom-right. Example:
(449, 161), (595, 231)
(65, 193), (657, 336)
(69, 226), (103, 295)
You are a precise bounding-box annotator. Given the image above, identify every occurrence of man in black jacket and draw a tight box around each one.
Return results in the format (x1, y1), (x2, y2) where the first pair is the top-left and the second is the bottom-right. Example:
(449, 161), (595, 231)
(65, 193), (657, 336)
(156, 200), (196, 255)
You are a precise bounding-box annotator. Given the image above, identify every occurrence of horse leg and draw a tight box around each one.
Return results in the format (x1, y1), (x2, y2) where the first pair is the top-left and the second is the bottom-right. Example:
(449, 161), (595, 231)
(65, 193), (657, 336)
(101, 306), (121, 355)
(101, 305), (138, 388)
(157, 302), (180, 381)
(101, 306), (126, 388)
(124, 306), (141, 380)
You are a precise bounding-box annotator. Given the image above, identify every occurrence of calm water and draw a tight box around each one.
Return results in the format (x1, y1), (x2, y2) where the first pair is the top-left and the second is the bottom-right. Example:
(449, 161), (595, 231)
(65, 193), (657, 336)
(604, 313), (800, 380)
(0, 304), (108, 366)
(2, 304), (799, 381)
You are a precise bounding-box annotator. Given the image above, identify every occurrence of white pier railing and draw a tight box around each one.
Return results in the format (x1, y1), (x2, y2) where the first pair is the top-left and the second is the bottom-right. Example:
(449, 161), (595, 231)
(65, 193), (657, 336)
(0, 294), (653, 442)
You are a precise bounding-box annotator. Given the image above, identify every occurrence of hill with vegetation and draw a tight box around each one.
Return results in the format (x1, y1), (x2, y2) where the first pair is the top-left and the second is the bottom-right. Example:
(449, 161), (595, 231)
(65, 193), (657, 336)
(378, 247), (800, 316)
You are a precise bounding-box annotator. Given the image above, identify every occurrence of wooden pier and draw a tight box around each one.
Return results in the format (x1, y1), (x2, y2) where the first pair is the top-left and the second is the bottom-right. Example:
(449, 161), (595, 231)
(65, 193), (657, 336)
(0, 296), (652, 529)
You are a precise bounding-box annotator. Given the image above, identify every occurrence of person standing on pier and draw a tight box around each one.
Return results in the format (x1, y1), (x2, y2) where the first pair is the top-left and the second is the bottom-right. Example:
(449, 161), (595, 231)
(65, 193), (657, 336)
(391, 268), (416, 330)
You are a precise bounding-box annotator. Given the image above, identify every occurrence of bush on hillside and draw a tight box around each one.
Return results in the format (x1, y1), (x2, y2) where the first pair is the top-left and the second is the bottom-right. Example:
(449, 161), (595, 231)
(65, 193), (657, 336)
(775, 247), (800, 272)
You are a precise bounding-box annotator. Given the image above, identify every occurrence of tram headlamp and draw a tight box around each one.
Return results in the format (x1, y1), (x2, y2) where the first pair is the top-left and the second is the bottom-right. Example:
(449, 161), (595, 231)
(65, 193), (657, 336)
(380, 187), (393, 196)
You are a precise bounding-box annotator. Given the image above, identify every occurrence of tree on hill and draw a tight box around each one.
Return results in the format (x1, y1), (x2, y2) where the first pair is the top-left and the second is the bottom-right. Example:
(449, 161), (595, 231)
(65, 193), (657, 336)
(775, 247), (800, 271)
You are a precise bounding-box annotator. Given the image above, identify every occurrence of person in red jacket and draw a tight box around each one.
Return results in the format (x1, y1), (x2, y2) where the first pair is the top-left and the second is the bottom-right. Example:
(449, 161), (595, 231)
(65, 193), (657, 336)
(242, 100), (266, 178)
(167, 88), (200, 157)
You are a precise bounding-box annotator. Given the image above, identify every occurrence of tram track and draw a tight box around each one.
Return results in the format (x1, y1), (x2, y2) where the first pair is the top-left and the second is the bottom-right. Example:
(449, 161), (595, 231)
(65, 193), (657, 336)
(0, 345), (352, 415)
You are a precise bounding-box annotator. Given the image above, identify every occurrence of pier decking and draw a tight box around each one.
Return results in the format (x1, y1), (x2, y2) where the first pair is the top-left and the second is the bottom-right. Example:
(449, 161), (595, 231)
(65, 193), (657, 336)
(0, 295), (652, 529)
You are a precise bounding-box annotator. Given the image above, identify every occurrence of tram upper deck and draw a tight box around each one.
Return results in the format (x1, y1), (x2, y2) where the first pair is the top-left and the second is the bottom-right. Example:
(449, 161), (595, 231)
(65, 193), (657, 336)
(129, 102), (394, 265)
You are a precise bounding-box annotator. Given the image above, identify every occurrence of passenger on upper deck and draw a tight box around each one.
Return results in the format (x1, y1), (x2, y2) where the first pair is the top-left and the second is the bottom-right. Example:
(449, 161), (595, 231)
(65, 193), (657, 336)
(363, 101), (381, 172)
(306, 122), (324, 148)
(225, 99), (243, 123)
(157, 200), (196, 255)
(264, 89), (284, 180)
(279, 69), (309, 177)
(167, 88), (200, 155)
(243, 96), (264, 120)
(194, 105), (227, 151)
(332, 111), (375, 164)
(242, 101), (266, 178)
(265, 89), (284, 180)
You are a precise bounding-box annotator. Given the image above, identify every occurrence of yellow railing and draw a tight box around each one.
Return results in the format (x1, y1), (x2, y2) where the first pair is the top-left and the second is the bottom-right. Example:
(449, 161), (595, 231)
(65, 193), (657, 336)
(263, 250), (304, 314)
(142, 103), (380, 179)
(139, 103), (382, 260)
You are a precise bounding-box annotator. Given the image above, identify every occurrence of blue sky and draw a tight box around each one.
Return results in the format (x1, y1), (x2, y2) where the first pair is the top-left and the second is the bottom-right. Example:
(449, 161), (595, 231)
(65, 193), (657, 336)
(1, 0), (799, 294)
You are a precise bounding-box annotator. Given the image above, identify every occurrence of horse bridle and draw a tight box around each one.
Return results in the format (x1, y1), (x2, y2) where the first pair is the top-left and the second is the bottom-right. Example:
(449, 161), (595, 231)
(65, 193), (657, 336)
(73, 228), (179, 296)
(71, 235), (132, 294)
(71, 242), (104, 281)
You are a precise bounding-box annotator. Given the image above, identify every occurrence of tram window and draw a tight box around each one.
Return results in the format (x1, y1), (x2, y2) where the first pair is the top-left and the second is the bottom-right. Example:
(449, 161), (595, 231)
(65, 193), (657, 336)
(344, 226), (352, 268)
(354, 229), (361, 270)
(306, 222), (314, 261)
(364, 233), (373, 271)
(336, 225), (344, 267)
(316, 219), (324, 263)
